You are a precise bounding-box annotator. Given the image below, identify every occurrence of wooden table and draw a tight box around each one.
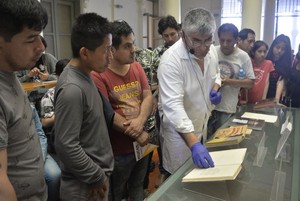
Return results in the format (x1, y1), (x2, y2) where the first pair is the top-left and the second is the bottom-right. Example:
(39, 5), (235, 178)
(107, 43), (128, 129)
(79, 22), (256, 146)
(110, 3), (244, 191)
(22, 81), (57, 92)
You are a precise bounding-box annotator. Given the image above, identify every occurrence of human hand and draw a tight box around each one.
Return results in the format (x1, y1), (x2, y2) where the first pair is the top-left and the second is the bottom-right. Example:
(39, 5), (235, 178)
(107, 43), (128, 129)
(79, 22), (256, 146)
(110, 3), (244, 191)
(87, 177), (108, 201)
(136, 131), (149, 146)
(28, 67), (40, 78)
(190, 142), (214, 168)
(123, 119), (142, 139)
(38, 66), (49, 81)
(123, 117), (144, 137)
(38, 72), (49, 81)
(210, 89), (222, 105)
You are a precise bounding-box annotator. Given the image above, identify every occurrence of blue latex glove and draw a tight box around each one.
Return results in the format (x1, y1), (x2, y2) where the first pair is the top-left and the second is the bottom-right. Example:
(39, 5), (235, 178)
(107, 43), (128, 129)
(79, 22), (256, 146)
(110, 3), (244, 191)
(190, 142), (214, 168)
(210, 89), (222, 105)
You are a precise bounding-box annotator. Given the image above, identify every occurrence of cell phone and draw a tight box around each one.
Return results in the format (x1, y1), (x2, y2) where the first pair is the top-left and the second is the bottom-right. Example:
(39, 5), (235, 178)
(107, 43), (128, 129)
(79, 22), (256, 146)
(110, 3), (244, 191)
(39, 64), (46, 73)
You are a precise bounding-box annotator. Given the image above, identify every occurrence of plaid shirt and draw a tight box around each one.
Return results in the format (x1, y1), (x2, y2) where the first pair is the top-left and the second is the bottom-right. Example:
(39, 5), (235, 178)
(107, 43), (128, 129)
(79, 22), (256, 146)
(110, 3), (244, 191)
(40, 87), (55, 118)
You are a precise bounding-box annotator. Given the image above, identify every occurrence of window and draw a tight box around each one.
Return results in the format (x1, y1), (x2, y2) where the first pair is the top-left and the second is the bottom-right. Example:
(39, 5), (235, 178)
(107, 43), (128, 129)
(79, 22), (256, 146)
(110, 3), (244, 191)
(221, 0), (300, 51)
(221, 0), (242, 29)
(276, 0), (300, 51)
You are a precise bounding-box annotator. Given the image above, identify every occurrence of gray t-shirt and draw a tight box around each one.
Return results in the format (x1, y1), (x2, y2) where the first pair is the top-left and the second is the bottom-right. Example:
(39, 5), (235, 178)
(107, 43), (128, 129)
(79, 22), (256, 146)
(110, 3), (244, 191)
(215, 46), (255, 113)
(0, 71), (47, 200)
(54, 66), (113, 190)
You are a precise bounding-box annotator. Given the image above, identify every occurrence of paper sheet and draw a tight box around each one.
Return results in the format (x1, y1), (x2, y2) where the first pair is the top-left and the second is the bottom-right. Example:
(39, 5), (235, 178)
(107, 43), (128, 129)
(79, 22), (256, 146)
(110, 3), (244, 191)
(241, 112), (278, 123)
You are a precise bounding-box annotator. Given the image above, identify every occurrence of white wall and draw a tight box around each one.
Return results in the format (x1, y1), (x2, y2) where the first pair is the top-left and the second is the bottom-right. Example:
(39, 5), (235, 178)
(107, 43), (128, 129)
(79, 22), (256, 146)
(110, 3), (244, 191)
(82, 0), (222, 48)
(82, 0), (112, 19)
(83, 0), (153, 48)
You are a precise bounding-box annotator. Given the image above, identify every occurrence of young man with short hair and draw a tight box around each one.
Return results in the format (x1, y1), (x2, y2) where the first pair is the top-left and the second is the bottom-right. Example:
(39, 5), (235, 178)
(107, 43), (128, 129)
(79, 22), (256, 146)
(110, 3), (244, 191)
(0, 0), (48, 200)
(237, 28), (256, 54)
(213, 24), (255, 130)
(153, 15), (181, 57)
(54, 13), (114, 201)
(91, 20), (152, 201)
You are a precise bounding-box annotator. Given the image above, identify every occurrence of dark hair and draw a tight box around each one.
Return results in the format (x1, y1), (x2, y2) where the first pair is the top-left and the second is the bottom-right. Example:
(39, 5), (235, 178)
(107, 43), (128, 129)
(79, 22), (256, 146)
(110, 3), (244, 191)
(0, 0), (48, 42)
(71, 13), (112, 58)
(218, 23), (239, 39)
(266, 34), (292, 78)
(249, 40), (268, 59)
(55, 59), (69, 76)
(111, 20), (134, 48)
(158, 15), (179, 35)
(238, 28), (255, 40)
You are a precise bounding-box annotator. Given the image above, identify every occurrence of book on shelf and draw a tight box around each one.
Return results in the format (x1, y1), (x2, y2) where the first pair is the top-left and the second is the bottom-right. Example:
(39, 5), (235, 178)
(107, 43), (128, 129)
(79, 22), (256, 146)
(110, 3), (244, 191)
(133, 142), (158, 161)
(182, 148), (247, 182)
(205, 125), (248, 147)
(232, 118), (265, 131)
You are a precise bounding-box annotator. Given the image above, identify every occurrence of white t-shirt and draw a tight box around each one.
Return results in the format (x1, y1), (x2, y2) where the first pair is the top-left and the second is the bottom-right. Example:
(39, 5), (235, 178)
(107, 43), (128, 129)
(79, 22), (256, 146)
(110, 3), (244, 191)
(215, 46), (255, 113)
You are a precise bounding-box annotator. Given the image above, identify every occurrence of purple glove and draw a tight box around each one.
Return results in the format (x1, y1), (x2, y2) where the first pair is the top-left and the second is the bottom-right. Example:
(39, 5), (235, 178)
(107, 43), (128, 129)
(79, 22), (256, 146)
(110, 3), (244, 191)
(210, 89), (222, 105)
(190, 142), (214, 168)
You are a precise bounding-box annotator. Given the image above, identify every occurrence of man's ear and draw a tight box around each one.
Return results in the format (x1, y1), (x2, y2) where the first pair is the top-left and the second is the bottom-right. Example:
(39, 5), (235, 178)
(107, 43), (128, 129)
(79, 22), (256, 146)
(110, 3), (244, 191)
(79, 47), (89, 60)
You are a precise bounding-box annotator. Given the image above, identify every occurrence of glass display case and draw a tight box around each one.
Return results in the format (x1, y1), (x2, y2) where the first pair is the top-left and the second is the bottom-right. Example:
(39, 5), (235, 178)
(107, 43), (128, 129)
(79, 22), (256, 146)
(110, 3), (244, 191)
(146, 105), (299, 201)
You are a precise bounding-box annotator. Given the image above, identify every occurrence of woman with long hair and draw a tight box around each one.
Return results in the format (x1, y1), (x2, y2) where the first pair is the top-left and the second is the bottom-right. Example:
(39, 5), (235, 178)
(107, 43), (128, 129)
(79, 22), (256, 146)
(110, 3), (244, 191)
(248, 40), (275, 103)
(266, 34), (292, 102)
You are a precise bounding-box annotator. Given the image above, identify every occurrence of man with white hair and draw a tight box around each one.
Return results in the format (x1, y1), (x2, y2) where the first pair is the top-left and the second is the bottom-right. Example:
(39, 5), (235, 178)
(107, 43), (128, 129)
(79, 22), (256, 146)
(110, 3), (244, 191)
(158, 7), (222, 175)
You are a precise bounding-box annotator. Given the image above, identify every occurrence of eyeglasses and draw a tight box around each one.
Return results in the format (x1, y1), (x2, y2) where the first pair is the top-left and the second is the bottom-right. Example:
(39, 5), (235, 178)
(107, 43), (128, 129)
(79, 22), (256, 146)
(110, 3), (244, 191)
(186, 34), (214, 48)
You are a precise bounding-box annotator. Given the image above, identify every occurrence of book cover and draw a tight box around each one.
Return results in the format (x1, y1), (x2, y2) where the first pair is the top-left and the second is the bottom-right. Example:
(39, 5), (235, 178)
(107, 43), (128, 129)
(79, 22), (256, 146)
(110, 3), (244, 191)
(182, 148), (247, 182)
(252, 98), (277, 109)
(205, 125), (248, 147)
(133, 142), (158, 161)
(232, 118), (265, 131)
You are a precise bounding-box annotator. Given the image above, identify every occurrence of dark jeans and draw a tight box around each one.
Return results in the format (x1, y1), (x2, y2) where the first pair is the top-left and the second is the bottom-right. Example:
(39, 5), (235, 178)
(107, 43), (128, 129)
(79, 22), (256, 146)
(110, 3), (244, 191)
(207, 110), (233, 139)
(109, 153), (149, 201)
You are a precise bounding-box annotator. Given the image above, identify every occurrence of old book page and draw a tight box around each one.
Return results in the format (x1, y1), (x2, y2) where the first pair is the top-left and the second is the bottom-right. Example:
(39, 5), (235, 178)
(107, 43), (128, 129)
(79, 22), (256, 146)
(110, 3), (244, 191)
(205, 125), (247, 147)
(182, 148), (247, 182)
(241, 112), (277, 123)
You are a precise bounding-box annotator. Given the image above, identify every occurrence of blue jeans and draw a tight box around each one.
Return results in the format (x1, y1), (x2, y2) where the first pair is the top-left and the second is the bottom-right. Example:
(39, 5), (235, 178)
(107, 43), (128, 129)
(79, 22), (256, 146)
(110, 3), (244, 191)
(109, 153), (149, 201)
(45, 154), (61, 201)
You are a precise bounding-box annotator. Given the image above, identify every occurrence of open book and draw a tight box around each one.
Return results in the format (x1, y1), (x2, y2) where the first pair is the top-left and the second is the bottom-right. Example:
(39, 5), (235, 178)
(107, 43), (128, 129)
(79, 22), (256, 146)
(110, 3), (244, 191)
(182, 148), (247, 182)
(205, 125), (248, 147)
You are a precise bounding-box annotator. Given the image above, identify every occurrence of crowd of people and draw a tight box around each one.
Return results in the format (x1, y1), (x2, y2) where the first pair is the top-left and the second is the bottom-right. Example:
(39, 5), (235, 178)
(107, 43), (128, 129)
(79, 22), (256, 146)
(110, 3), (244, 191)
(1, 0), (300, 201)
